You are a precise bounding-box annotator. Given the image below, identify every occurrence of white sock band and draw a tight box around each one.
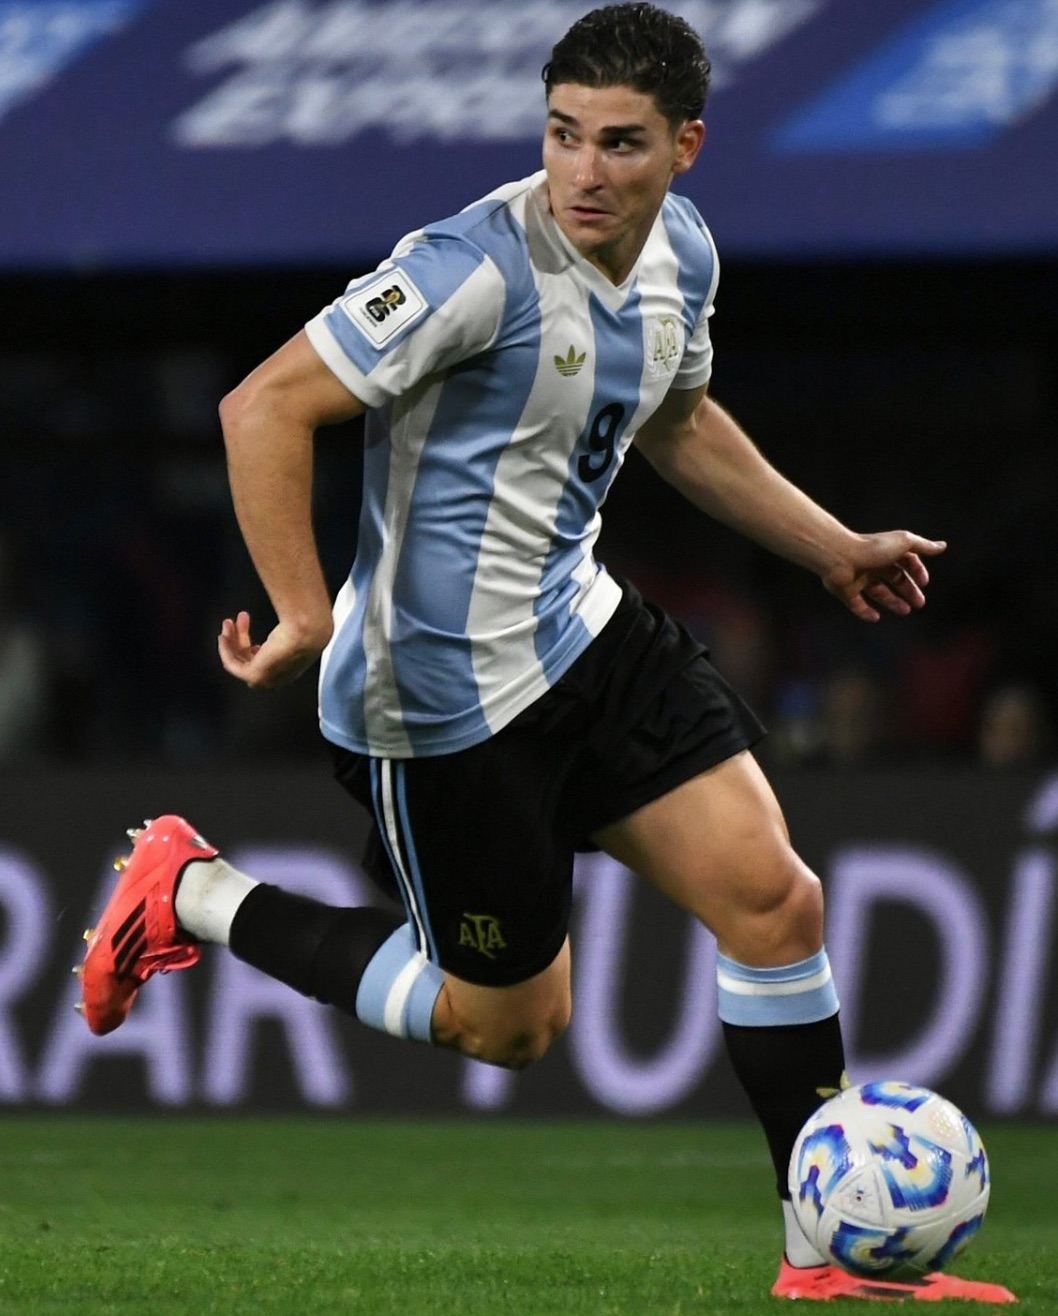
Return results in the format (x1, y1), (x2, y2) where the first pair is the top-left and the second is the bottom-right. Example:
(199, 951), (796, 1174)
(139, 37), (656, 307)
(782, 1198), (827, 1267)
(716, 949), (839, 1027)
(174, 858), (259, 945)
(355, 923), (444, 1043)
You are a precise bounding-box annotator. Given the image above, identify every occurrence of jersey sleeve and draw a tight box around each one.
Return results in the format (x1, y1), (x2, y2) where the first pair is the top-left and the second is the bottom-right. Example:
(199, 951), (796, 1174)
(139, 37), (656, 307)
(304, 232), (506, 409)
(672, 220), (720, 392)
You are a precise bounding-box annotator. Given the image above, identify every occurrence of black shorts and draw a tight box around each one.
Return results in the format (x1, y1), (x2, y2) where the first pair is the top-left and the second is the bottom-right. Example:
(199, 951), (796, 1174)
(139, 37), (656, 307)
(330, 581), (765, 987)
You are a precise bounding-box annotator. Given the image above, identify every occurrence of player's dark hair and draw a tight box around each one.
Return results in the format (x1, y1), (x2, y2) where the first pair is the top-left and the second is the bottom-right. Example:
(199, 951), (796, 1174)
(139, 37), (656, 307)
(542, 3), (711, 126)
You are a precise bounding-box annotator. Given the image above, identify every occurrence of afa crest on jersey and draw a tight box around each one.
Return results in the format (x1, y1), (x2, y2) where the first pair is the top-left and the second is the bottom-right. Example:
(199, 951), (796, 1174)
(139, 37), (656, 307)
(644, 314), (682, 378)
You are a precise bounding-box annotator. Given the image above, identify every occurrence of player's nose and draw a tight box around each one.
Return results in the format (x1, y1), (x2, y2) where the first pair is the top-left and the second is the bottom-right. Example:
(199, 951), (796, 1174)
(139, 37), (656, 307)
(573, 145), (603, 188)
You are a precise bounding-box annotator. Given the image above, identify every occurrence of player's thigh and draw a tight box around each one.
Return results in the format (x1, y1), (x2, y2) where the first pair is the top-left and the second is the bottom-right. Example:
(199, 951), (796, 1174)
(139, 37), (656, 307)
(591, 749), (823, 964)
(333, 728), (577, 987)
(433, 937), (572, 1068)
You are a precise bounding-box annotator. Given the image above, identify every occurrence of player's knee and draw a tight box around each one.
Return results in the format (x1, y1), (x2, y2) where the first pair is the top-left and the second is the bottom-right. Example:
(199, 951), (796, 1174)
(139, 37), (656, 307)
(779, 857), (824, 937)
(462, 997), (572, 1070)
(434, 943), (573, 1068)
(491, 999), (571, 1069)
(724, 849), (825, 963)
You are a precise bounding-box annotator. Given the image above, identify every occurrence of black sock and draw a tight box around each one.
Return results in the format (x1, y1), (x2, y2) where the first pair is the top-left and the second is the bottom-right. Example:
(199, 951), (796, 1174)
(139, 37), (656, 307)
(723, 1013), (846, 1198)
(228, 884), (403, 1014)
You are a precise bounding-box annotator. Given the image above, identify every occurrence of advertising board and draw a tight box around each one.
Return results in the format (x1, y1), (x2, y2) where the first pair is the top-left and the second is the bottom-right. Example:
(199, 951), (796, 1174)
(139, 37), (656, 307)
(2, 765), (1056, 1118)
(3, 0), (1057, 266)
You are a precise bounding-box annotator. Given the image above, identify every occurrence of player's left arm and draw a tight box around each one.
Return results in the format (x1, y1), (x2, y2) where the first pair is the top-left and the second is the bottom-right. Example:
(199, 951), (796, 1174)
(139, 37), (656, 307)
(633, 385), (946, 622)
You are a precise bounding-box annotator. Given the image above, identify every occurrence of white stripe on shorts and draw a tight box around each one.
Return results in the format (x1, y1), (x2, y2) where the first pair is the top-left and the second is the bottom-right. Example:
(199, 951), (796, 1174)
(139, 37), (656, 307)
(377, 759), (429, 955)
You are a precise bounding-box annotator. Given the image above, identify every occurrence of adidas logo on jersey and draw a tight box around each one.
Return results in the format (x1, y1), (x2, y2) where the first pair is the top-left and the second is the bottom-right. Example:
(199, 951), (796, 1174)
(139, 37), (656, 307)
(554, 345), (586, 377)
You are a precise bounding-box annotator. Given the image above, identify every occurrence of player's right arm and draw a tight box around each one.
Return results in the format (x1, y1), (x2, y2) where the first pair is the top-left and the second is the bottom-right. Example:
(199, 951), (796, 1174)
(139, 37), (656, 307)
(217, 329), (367, 689)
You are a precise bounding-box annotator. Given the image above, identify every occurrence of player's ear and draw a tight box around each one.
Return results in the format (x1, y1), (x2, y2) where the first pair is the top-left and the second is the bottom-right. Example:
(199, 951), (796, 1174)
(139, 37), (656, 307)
(672, 119), (705, 175)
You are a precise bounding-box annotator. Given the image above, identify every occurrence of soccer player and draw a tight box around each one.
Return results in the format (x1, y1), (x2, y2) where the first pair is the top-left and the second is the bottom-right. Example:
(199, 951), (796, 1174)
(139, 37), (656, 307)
(78, 4), (1014, 1304)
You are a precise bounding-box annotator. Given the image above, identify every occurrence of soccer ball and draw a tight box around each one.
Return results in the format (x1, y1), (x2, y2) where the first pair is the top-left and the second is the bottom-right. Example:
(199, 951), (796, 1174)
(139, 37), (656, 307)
(789, 1081), (990, 1279)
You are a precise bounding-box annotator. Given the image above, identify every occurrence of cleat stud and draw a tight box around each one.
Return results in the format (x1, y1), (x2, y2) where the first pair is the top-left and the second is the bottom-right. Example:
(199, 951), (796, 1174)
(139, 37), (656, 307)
(73, 1002), (84, 1015)
(71, 965), (84, 977)
(83, 928), (95, 942)
(113, 856), (128, 871)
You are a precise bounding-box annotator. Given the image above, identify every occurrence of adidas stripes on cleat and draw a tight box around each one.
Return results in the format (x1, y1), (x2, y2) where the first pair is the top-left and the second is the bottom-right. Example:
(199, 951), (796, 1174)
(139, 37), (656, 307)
(772, 1259), (1017, 1303)
(78, 815), (216, 1035)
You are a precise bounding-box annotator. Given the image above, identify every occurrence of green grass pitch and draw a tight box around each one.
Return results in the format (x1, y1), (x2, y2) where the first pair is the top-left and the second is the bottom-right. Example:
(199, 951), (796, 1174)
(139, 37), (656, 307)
(0, 1119), (1051, 1313)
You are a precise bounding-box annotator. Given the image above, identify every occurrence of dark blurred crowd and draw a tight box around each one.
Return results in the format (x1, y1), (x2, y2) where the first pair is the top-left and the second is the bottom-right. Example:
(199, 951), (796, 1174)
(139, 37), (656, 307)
(2, 432), (1055, 773)
(3, 261), (1056, 771)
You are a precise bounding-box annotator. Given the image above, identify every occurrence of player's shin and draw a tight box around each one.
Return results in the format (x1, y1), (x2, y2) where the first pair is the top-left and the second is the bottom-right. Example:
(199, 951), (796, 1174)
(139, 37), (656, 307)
(223, 884), (442, 1041)
(716, 949), (846, 1264)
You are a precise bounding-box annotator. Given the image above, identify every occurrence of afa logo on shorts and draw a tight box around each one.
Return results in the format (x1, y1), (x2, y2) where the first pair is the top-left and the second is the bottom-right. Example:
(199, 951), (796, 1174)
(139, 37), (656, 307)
(340, 268), (427, 348)
(459, 913), (507, 959)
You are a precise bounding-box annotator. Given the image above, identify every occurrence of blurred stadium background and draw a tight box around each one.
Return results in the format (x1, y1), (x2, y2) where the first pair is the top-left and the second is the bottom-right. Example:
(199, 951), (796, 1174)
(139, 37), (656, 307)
(2, 0), (1058, 1125)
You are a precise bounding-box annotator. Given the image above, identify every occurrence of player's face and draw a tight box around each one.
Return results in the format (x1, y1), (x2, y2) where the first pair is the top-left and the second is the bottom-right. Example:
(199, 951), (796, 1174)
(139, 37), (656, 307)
(543, 83), (704, 284)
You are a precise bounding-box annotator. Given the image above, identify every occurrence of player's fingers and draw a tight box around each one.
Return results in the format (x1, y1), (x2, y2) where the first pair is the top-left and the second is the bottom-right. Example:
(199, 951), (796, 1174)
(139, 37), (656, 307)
(217, 616), (263, 683)
(866, 580), (913, 615)
(886, 567), (926, 608)
(906, 535), (947, 558)
(218, 636), (251, 675)
(841, 589), (880, 623)
(883, 532), (946, 563)
(898, 552), (933, 588)
(219, 613), (256, 653)
(217, 620), (235, 658)
(235, 610), (254, 645)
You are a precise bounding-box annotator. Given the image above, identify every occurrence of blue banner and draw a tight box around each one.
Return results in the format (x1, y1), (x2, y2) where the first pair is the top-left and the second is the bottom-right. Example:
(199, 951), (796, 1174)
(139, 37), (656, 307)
(4, 0), (1057, 267)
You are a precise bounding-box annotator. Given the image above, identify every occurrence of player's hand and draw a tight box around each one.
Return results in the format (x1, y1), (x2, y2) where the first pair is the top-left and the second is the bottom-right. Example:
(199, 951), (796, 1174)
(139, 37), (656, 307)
(822, 531), (947, 623)
(218, 610), (333, 688)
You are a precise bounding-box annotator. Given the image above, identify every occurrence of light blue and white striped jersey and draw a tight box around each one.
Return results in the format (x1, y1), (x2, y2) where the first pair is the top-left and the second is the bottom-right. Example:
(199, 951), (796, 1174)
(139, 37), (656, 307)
(306, 170), (718, 758)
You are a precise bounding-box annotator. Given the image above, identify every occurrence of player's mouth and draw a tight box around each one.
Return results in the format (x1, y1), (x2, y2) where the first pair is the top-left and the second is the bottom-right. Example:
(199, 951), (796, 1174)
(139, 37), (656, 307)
(568, 204), (613, 223)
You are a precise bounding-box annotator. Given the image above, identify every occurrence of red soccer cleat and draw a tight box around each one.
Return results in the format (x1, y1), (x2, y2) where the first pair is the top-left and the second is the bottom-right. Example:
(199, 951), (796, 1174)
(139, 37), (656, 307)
(772, 1258), (1017, 1303)
(77, 815), (217, 1035)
